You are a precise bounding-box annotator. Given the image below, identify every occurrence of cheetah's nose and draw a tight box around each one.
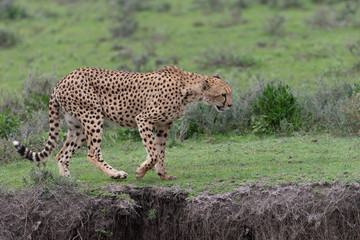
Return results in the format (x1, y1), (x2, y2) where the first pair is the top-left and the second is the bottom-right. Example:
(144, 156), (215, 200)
(228, 104), (232, 108)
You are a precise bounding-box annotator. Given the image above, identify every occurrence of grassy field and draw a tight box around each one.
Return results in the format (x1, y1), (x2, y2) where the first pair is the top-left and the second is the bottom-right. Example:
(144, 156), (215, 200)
(1, 0), (360, 91)
(2, 0), (360, 196)
(1, 133), (360, 196)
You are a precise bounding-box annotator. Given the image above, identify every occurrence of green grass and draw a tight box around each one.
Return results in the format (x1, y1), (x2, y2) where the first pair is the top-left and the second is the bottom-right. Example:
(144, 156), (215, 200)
(1, 134), (359, 196)
(1, 0), (360, 91)
(2, 1), (360, 196)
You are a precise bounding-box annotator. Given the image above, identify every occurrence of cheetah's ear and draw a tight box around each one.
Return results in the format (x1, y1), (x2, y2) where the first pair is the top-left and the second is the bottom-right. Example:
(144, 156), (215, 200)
(213, 73), (221, 79)
(202, 79), (210, 91)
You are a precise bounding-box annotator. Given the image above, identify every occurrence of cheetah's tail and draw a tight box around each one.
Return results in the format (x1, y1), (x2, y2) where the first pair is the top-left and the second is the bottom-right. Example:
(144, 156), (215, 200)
(13, 91), (61, 163)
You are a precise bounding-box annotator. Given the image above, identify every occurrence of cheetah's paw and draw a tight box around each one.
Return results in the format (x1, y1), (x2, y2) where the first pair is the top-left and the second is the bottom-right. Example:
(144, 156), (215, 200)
(110, 171), (128, 179)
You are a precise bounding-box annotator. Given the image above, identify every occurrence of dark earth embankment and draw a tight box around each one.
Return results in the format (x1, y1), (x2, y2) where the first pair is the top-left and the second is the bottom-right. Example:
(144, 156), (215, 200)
(1, 183), (360, 240)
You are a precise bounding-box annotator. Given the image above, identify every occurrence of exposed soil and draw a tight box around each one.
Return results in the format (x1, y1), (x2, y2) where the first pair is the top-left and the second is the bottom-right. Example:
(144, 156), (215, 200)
(1, 182), (360, 240)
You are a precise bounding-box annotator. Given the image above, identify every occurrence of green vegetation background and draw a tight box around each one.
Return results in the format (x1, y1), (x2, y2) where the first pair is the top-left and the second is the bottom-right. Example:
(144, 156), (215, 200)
(1, 0), (360, 90)
(1, 0), (360, 195)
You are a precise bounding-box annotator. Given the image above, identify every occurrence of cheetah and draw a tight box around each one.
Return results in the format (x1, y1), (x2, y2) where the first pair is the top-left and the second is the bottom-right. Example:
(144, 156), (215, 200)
(13, 66), (232, 180)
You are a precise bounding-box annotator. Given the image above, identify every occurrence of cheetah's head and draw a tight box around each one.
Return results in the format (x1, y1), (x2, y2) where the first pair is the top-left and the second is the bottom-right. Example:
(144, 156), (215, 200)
(201, 74), (232, 112)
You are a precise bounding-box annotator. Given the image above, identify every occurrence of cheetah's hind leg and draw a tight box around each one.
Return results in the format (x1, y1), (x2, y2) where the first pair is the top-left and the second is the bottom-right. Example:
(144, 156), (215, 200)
(79, 109), (128, 179)
(56, 112), (86, 177)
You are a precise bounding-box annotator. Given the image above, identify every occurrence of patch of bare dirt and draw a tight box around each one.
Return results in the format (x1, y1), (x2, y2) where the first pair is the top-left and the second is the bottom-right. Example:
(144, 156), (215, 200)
(1, 183), (360, 239)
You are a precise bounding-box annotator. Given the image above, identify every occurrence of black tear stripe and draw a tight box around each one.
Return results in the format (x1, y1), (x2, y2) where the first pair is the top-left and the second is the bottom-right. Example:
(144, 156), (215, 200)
(222, 95), (227, 107)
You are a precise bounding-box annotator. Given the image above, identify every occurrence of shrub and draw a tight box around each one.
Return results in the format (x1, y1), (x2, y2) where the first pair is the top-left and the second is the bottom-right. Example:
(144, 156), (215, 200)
(0, 28), (16, 48)
(264, 15), (286, 36)
(253, 82), (302, 133)
(115, 0), (149, 18)
(169, 82), (261, 140)
(346, 40), (360, 70)
(155, 56), (179, 68)
(0, 110), (20, 140)
(216, 9), (242, 28)
(299, 80), (353, 132)
(110, 17), (138, 38)
(280, 0), (308, 9)
(22, 168), (81, 199)
(231, 0), (252, 9)
(152, 2), (171, 12)
(354, 82), (360, 93)
(0, 0), (28, 20)
(336, 1), (359, 25)
(260, 0), (309, 8)
(23, 72), (58, 111)
(0, 138), (15, 164)
(307, 7), (337, 29)
(193, 0), (224, 13)
(308, 3), (359, 29)
(0, 110), (48, 164)
(132, 54), (149, 72)
(198, 47), (259, 69)
(0, 73), (65, 164)
(342, 94), (360, 135)
(0, 89), (24, 115)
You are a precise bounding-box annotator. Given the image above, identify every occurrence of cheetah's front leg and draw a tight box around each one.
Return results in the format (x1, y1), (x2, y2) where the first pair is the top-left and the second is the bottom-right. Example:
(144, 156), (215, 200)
(154, 124), (177, 180)
(135, 115), (176, 180)
(135, 115), (157, 179)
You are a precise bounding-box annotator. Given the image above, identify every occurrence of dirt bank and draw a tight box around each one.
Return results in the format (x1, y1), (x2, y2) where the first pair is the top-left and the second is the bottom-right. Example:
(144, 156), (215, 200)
(1, 183), (360, 239)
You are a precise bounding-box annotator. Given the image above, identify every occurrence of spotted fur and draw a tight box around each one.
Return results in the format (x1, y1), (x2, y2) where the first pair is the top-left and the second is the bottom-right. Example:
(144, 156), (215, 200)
(13, 66), (232, 180)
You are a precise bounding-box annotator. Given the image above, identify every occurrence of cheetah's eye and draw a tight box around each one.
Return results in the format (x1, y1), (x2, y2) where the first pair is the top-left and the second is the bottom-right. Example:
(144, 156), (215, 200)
(222, 93), (226, 97)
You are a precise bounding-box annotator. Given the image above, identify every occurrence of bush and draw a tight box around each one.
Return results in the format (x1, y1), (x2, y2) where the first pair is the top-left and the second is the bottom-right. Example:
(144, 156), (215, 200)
(115, 0), (149, 18)
(169, 82), (261, 140)
(0, 89), (23, 116)
(0, 110), (20, 140)
(347, 40), (360, 70)
(299, 80), (353, 132)
(198, 47), (259, 69)
(167, 78), (360, 138)
(215, 9), (242, 28)
(152, 2), (171, 12)
(0, 0), (28, 20)
(260, 0), (309, 8)
(281, 0), (309, 9)
(132, 54), (149, 72)
(0, 109), (57, 164)
(0, 73), (64, 164)
(264, 15), (286, 36)
(308, 3), (359, 29)
(342, 94), (360, 135)
(307, 7), (337, 29)
(252, 82), (302, 133)
(0, 28), (17, 48)
(23, 168), (80, 194)
(193, 0), (224, 13)
(23, 72), (58, 111)
(110, 17), (138, 38)
(336, 1), (359, 25)
(231, 0), (252, 9)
